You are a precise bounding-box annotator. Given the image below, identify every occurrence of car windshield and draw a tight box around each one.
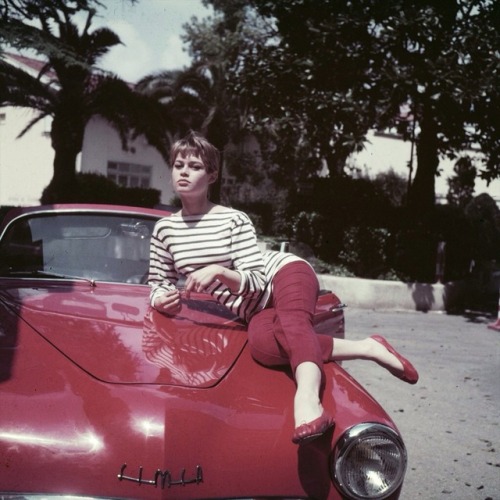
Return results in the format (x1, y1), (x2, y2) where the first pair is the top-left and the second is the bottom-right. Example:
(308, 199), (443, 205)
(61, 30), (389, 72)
(0, 212), (157, 283)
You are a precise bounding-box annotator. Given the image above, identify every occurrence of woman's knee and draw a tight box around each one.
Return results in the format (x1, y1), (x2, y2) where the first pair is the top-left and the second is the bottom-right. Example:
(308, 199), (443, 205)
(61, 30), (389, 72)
(248, 309), (289, 367)
(249, 345), (289, 368)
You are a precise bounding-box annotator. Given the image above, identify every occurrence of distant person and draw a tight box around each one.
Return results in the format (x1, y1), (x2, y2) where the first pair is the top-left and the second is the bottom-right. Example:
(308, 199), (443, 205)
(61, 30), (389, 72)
(487, 288), (500, 331)
(148, 131), (419, 445)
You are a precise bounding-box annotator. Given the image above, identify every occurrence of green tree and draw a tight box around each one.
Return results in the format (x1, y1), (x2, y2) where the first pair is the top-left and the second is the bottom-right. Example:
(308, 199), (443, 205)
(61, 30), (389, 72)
(136, 62), (231, 202)
(242, 0), (500, 214)
(0, 0), (171, 201)
(225, 0), (386, 183)
(446, 156), (476, 208)
(178, 1), (271, 201)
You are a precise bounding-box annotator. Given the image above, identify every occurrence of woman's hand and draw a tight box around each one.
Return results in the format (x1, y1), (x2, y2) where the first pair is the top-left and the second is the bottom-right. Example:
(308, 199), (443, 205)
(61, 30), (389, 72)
(184, 265), (222, 296)
(153, 289), (182, 315)
(184, 265), (241, 297)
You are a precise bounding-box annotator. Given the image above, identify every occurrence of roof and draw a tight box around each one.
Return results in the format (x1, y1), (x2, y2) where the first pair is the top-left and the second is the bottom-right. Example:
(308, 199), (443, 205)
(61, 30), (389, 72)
(3, 51), (133, 87)
(3, 51), (58, 83)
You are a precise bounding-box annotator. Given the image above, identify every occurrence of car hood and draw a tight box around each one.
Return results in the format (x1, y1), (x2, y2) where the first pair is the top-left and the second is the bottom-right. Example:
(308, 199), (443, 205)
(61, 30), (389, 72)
(0, 280), (247, 388)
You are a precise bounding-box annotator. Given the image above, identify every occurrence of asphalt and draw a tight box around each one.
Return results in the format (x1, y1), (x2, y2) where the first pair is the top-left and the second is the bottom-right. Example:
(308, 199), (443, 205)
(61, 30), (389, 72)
(343, 307), (500, 500)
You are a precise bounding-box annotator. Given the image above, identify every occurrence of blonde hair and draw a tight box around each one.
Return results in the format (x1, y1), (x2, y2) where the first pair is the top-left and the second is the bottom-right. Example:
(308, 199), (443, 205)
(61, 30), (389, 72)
(170, 131), (220, 175)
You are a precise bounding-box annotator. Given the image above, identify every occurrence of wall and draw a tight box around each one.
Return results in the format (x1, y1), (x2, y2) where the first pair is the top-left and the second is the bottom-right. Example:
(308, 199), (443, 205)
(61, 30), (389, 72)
(0, 111), (175, 207)
(80, 116), (174, 205)
(0, 107), (55, 206)
(351, 130), (500, 205)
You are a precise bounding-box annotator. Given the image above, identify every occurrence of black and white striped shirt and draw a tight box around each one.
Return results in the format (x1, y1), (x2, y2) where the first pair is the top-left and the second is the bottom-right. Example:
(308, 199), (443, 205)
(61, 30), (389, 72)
(148, 209), (300, 322)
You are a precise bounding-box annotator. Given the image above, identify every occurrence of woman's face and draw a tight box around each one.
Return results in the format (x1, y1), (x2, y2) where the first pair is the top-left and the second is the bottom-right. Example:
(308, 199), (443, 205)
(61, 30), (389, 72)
(172, 153), (216, 198)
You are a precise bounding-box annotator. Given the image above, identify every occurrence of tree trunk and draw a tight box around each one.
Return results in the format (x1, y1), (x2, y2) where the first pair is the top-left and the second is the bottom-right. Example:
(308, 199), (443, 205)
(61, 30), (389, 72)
(211, 149), (223, 204)
(42, 112), (84, 203)
(206, 122), (227, 204)
(408, 103), (439, 216)
(325, 144), (350, 178)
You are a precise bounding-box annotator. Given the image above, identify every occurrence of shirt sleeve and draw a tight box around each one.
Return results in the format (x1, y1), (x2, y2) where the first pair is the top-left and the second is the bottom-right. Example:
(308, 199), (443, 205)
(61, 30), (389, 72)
(147, 219), (178, 307)
(230, 212), (266, 297)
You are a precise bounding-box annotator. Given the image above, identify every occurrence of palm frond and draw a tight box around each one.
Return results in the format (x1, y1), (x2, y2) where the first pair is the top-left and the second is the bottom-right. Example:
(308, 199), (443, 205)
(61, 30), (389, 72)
(86, 75), (173, 160)
(0, 17), (90, 71)
(136, 70), (183, 103)
(84, 27), (122, 61)
(16, 110), (50, 138)
(0, 58), (55, 111)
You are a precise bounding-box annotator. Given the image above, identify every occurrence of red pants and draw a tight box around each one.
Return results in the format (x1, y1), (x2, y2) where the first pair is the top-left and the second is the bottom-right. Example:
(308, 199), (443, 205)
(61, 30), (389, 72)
(247, 261), (333, 377)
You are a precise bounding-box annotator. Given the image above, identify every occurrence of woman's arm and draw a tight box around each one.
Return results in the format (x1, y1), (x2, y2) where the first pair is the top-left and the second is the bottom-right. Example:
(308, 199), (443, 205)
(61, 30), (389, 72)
(229, 212), (266, 296)
(148, 220), (181, 314)
(184, 264), (241, 296)
(183, 211), (265, 298)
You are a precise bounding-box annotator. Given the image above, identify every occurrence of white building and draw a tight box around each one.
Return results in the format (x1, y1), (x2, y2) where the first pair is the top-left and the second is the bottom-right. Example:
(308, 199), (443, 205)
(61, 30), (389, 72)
(0, 53), (175, 207)
(81, 116), (173, 204)
(352, 130), (499, 205)
(0, 105), (55, 206)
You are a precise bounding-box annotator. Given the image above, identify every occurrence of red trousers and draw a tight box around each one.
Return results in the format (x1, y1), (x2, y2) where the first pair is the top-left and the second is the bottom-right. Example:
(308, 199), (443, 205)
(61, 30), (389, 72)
(247, 261), (333, 376)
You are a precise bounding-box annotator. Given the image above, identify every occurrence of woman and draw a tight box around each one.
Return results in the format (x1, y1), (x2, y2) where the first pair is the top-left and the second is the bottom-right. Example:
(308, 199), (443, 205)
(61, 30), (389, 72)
(148, 132), (418, 445)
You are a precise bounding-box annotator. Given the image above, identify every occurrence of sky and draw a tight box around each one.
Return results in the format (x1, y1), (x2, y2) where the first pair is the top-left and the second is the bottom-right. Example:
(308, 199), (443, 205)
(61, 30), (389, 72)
(92, 0), (213, 82)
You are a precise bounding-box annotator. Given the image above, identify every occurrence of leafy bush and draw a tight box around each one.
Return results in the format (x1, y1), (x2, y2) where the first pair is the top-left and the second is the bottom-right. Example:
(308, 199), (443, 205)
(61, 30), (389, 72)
(465, 193), (500, 262)
(116, 186), (161, 208)
(0, 206), (16, 226)
(289, 211), (325, 254)
(41, 173), (160, 207)
(223, 166), (498, 285)
(339, 226), (395, 279)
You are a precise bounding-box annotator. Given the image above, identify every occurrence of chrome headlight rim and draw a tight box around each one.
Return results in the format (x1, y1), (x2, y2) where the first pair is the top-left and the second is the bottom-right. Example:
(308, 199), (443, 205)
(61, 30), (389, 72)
(332, 422), (407, 500)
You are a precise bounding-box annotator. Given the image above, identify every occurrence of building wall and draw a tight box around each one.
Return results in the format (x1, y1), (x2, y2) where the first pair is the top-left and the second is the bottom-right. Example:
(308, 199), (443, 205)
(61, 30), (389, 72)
(80, 116), (174, 205)
(0, 111), (175, 207)
(351, 130), (500, 205)
(0, 106), (55, 206)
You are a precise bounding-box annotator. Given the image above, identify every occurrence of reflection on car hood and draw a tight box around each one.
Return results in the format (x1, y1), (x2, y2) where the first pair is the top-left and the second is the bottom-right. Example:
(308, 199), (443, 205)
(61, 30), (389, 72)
(1, 281), (247, 388)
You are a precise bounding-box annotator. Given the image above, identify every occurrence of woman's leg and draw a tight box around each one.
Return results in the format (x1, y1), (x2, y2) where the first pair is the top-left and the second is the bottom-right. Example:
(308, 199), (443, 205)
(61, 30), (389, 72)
(331, 338), (402, 364)
(248, 263), (418, 439)
(270, 262), (323, 374)
(248, 312), (418, 384)
(331, 337), (419, 384)
(247, 308), (333, 368)
(294, 361), (323, 426)
(248, 262), (331, 429)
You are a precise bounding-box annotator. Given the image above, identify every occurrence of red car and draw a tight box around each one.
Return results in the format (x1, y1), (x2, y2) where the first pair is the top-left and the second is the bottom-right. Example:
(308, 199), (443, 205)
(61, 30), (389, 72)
(0, 204), (407, 499)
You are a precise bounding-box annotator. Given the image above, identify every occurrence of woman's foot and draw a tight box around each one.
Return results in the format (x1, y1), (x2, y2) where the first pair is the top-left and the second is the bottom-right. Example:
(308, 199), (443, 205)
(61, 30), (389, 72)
(293, 390), (334, 444)
(292, 410), (335, 445)
(369, 335), (419, 384)
(292, 362), (334, 444)
(294, 389), (323, 426)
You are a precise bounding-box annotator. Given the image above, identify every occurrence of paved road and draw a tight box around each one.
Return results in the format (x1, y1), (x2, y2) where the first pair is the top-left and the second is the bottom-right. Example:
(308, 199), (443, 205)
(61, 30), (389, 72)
(341, 308), (500, 500)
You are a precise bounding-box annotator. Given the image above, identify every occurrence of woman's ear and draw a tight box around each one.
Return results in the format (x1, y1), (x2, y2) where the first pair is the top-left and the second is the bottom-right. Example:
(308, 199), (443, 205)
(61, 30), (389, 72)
(208, 171), (218, 184)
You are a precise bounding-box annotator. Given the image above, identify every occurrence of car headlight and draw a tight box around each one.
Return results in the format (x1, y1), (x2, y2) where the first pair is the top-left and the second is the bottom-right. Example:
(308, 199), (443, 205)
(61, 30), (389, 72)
(332, 423), (407, 499)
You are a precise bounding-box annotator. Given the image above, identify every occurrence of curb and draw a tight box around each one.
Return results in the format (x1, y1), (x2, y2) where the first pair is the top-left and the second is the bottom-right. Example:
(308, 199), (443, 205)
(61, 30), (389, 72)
(317, 274), (467, 312)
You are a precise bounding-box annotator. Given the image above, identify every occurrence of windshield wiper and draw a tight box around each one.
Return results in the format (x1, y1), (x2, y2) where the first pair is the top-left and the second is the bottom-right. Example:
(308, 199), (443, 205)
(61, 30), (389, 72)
(1, 269), (97, 287)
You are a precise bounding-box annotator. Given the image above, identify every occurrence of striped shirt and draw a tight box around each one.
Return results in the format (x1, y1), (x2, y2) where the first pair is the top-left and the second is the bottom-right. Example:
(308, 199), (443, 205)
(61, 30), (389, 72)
(148, 208), (301, 322)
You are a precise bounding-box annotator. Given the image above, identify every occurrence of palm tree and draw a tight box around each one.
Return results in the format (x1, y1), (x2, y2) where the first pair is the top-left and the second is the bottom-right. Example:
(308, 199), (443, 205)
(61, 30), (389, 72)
(136, 3), (263, 203)
(137, 61), (242, 203)
(0, 0), (171, 202)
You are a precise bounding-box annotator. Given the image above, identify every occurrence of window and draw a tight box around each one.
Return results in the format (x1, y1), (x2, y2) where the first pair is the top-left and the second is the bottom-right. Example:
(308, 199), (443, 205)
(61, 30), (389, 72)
(107, 162), (152, 188)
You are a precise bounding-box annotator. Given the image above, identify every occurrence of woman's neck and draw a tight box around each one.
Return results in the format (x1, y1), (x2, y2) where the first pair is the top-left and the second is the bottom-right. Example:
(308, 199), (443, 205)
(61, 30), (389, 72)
(180, 198), (214, 216)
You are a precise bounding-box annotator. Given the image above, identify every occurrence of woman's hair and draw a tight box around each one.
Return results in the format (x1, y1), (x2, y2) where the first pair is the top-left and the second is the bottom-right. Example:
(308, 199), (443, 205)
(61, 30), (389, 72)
(169, 131), (220, 175)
